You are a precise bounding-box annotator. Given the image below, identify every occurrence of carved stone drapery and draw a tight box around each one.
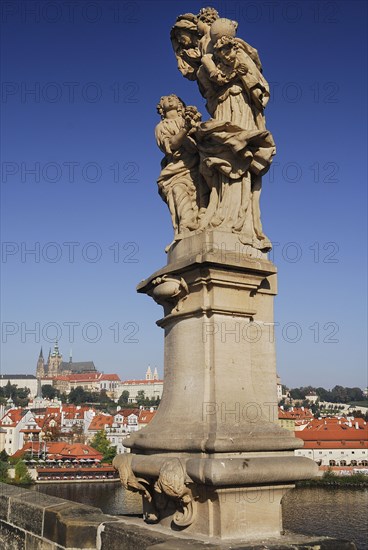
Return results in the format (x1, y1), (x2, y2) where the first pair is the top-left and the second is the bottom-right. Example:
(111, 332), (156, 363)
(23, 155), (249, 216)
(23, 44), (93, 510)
(155, 8), (276, 252)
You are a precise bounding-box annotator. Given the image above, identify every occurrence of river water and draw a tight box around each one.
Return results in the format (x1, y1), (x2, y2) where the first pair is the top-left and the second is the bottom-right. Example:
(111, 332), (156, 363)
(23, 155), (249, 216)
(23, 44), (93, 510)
(34, 484), (368, 549)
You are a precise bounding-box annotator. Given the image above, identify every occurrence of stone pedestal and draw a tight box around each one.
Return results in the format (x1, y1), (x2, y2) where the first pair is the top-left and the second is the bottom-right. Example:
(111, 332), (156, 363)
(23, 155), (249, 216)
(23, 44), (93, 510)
(115, 231), (317, 540)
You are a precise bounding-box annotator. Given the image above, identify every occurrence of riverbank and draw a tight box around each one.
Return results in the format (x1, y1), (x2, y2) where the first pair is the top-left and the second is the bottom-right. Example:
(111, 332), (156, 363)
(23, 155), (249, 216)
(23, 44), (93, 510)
(297, 476), (368, 488)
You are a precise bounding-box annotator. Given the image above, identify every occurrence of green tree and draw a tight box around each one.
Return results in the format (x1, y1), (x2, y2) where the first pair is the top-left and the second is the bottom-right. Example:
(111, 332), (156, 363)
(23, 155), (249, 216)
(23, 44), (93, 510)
(0, 461), (10, 483)
(289, 388), (304, 400)
(330, 385), (348, 403)
(99, 389), (114, 405)
(316, 387), (331, 402)
(322, 468), (336, 481)
(42, 384), (59, 400)
(136, 390), (146, 407)
(0, 449), (9, 462)
(14, 460), (33, 485)
(12, 387), (29, 407)
(68, 386), (91, 405)
(4, 381), (16, 398)
(90, 430), (117, 463)
(118, 390), (130, 407)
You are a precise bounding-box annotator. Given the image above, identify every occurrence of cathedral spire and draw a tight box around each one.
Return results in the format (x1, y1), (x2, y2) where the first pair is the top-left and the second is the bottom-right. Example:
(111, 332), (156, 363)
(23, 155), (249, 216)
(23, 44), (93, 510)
(48, 341), (62, 377)
(52, 341), (60, 356)
(36, 346), (45, 378)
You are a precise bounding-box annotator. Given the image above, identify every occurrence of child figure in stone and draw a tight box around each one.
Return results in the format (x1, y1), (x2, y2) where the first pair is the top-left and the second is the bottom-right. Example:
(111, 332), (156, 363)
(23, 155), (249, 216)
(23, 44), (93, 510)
(155, 95), (203, 240)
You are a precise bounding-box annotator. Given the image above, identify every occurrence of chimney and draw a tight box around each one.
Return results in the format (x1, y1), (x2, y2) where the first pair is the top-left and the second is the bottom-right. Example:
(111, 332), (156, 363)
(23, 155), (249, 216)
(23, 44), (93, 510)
(355, 422), (359, 430)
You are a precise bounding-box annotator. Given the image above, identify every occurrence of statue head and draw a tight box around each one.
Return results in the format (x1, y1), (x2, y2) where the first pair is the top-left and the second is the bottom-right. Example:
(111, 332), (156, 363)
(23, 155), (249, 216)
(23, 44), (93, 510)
(170, 13), (199, 49)
(157, 95), (186, 119)
(214, 35), (239, 64)
(197, 7), (219, 33)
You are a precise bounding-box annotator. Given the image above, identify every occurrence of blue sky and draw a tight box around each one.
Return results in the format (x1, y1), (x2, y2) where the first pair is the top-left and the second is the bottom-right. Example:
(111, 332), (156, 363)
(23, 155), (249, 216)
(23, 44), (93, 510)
(1, 0), (367, 389)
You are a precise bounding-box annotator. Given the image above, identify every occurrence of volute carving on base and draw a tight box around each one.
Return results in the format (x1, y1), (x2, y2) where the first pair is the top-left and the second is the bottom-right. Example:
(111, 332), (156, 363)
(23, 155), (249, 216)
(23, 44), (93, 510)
(154, 458), (196, 528)
(112, 455), (151, 501)
(151, 275), (189, 313)
(113, 456), (197, 527)
(113, 454), (159, 522)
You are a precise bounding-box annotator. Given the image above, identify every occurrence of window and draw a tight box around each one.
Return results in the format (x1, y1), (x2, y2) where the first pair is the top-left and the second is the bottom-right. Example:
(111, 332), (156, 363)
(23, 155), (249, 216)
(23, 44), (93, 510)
(329, 460), (336, 466)
(340, 460), (347, 466)
(329, 451), (332, 454)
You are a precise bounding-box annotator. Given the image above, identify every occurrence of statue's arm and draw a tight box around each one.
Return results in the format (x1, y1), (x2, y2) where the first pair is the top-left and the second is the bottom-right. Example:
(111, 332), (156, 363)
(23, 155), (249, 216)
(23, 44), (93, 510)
(201, 54), (228, 84)
(155, 123), (188, 155)
(169, 128), (189, 151)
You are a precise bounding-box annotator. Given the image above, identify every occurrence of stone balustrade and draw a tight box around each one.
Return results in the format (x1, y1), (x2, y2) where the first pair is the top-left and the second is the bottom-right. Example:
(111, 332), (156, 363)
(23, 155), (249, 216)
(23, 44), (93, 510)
(0, 483), (356, 549)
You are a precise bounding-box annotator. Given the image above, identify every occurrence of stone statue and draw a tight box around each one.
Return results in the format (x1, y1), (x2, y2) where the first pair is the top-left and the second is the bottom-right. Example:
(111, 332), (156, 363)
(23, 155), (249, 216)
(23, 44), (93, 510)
(116, 7), (319, 540)
(156, 8), (276, 251)
(155, 95), (204, 240)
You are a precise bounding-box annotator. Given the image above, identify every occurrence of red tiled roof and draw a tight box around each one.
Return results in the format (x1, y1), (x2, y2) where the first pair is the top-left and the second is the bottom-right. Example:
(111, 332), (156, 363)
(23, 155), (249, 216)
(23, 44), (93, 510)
(100, 374), (120, 381)
(88, 414), (113, 431)
(297, 423), (367, 441)
(117, 409), (139, 417)
(278, 407), (314, 420)
(13, 442), (103, 460)
(0, 408), (25, 427)
(295, 417), (368, 448)
(138, 410), (156, 424)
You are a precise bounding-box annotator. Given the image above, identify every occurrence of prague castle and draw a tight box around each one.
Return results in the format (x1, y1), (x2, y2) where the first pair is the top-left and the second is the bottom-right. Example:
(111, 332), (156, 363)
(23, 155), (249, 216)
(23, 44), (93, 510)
(36, 342), (97, 378)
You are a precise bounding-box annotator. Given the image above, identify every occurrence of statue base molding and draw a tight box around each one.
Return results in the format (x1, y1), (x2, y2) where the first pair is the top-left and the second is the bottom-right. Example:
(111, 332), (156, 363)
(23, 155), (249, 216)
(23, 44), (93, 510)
(114, 453), (317, 540)
(114, 231), (317, 540)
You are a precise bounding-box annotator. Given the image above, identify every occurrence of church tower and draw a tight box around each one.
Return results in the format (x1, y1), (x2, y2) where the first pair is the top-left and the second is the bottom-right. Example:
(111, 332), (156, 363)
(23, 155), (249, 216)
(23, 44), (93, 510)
(153, 367), (159, 380)
(48, 341), (63, 378)
(36, 347), (45, 378)
(146, 366), (152, 380)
